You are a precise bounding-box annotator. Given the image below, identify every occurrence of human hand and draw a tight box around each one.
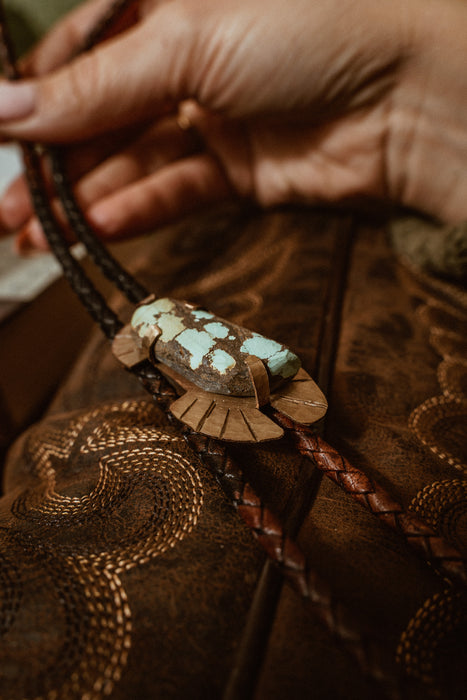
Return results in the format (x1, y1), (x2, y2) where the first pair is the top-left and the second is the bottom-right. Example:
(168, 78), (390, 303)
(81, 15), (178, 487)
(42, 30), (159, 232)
(1, 0), (467, 251)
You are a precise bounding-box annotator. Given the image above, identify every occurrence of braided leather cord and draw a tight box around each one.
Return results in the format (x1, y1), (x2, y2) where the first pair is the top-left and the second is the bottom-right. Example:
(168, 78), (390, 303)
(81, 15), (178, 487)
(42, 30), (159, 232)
(49, 148), (149, 304)
(0, 3), (462, 694)
(23, 146), (124, 339)
(43, 1), (149, 305)
(46, 1), (149, 305)
(2, 0), (147, 306)
(185, 432), (400, 692)
(139, 368), (399, 692)
(273, 412), (467, 586)
(46, 0), (148, 306)
(0, 5), (123, 340)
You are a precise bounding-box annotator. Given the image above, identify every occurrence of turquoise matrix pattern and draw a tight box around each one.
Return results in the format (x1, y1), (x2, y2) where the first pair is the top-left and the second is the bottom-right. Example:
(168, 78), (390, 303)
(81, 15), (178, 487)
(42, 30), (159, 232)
(131, 298), (301, 396)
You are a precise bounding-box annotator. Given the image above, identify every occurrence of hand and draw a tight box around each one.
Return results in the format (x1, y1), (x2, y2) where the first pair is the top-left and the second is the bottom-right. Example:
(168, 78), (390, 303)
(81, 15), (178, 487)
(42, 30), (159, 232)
(1, 0), (467, 251)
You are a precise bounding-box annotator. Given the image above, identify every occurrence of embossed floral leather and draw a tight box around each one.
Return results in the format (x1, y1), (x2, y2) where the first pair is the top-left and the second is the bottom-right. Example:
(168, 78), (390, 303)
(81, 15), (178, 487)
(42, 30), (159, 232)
(1, 207), (466, 699)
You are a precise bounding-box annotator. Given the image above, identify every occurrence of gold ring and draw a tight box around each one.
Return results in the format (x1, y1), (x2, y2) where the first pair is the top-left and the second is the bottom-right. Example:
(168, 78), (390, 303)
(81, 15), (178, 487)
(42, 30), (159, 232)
(176, 112), (193, 131)
(175, 102), (203, 149)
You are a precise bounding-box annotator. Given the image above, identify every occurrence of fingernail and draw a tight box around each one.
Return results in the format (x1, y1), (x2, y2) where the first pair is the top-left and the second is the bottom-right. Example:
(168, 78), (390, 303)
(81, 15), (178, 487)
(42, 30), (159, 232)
(15, 231), (33, 254)
(16, 218), (49, 253)
(0, 191), (20, 228)
(89, 204), (117, 235)
(28, 218), (49, 249)
(0, 81), (36, 121)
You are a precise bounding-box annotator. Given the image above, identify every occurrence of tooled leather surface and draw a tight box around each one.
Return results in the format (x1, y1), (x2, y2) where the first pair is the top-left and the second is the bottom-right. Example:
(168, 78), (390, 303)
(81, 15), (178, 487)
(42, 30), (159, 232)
(2, 207), (339, 699)
(255, 225), (467, 700)
(1, 398), (264, 699)
(2, 398), (203, 698)
(135, 351), (403, 693)
(1, 208), (466, 698)
(409, 282), (467, 475)
(393, 267), (467, 694)
(273, 414), (466, 585)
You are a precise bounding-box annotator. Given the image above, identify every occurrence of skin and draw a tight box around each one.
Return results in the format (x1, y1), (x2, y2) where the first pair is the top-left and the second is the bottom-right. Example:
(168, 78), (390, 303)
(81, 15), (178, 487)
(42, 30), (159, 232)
(1, 0), (467, 251)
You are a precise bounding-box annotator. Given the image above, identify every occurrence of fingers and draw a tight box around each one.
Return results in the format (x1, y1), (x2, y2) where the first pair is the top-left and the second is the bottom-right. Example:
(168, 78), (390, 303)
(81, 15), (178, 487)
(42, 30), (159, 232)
(0, 4), (193, 143)
(0, 112), (201, 227)
(15, 154), (231, 249)
(87, 153), (232, 239)
(0, 123), (144, 232)
(73, 114), (201, 200)
(0, 175), (33, 231)
(2, 112), (229, 248)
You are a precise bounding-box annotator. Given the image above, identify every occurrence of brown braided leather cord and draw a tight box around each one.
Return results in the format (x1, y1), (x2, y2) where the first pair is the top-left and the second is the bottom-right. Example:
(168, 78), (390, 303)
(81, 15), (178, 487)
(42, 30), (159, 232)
(273, 412), (467, 587)
(138, 366), (307, 580)
(135, 369), (399, 692)
(184, 430), (400, 692)
(137, 343), (467, 591)
(137, 364), (465, 694)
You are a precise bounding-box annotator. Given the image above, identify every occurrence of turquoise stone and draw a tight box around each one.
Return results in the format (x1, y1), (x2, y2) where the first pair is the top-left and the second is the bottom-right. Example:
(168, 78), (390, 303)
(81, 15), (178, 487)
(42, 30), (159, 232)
(131, 297), (301, 396)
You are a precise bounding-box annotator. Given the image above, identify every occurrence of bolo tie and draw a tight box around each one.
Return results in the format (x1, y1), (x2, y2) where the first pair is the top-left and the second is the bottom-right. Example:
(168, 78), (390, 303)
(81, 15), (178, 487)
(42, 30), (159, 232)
(0, 0), (465, 694)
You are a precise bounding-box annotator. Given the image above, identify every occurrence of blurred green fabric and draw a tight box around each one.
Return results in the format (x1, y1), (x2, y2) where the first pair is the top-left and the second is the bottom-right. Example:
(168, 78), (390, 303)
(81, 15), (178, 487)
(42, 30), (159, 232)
(4, 0), (81, 55)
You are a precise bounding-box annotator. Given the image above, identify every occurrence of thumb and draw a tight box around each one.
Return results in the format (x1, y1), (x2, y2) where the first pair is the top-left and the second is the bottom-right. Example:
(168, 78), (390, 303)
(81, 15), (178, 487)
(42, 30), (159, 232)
(0, 5), (193, 142)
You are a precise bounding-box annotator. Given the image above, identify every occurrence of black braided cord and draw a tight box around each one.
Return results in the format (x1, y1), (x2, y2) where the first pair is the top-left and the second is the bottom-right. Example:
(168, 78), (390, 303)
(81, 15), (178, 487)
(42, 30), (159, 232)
(44, 0), (148, 304)
(0, 4), (464, 695)
(0, 2), (123, 339)
(49, 148), (149, 304)
(23, 146), (124, 338)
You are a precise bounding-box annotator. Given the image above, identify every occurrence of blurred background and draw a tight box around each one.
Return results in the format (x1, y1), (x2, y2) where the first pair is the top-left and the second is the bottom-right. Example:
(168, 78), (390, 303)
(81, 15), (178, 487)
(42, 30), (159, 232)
(0, 1), (93, 467)
(4, 0), (79, 54)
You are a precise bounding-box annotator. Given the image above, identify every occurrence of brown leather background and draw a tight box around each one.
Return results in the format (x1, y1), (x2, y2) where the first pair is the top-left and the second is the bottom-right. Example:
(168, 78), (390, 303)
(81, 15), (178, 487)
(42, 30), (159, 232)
(1, 205), (466, 699)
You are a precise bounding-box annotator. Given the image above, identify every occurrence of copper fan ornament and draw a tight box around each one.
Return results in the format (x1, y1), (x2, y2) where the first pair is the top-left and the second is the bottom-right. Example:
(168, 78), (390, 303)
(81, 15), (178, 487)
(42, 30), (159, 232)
(112, 296), (327, 442)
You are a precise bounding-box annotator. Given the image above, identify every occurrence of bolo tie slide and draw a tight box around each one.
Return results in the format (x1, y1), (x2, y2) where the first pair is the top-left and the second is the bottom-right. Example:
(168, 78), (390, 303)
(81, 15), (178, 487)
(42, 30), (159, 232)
(0, 0), (465, 693)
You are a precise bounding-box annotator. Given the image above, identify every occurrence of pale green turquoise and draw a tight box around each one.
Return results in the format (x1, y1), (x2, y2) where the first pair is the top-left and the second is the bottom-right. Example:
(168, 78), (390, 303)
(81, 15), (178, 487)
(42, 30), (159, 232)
(132, 298), (176, 337)
(131, 297), (301, 394)
(267, 349), (300, 378)
(176, 329), (215, 370)
(192, 309), (214, 320)
(241, 335), (282, 358)
(204, 322), (229, 339)
(156, 313), (186, 341)
(150, 298), (175, 313)
(210, 349), (236, 373)
(240, 334), (300, 378)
